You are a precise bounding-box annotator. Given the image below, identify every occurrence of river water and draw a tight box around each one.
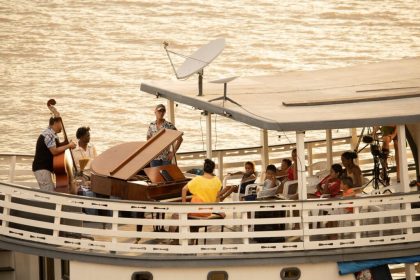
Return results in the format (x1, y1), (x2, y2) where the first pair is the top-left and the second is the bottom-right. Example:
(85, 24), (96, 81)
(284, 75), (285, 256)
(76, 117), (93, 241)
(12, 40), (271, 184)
(1, 1), (420, 155)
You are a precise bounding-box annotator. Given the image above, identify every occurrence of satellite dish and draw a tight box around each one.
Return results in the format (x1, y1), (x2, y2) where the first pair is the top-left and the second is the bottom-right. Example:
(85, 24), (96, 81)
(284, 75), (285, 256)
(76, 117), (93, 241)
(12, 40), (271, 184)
(164, 38), (225, 96)
(176, 38), (225, 79)
(208, 76), (241, 106)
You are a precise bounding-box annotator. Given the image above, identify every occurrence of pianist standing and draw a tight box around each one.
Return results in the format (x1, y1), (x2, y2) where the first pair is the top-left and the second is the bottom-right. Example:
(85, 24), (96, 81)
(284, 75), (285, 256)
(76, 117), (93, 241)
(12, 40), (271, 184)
(147, 103), (183, 167)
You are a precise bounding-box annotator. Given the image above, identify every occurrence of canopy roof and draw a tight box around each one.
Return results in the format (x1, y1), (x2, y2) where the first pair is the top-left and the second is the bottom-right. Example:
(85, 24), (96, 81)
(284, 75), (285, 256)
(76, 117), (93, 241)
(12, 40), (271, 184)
(141, 57), (420, 131)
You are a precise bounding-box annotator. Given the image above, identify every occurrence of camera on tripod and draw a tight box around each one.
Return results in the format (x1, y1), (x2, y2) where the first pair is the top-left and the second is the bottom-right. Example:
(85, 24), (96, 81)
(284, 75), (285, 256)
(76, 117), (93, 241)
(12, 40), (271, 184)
(362, 135), (385, 158)
(361, 132), (389, 187)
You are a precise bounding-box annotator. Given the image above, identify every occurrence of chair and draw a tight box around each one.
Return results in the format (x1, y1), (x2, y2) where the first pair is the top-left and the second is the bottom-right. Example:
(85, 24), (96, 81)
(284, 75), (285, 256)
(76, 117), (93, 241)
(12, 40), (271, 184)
(221, 172), (258, 201)
(189, 213), (225, 245)
(222, 173), (243, 201)
(282, 180), (298, 196)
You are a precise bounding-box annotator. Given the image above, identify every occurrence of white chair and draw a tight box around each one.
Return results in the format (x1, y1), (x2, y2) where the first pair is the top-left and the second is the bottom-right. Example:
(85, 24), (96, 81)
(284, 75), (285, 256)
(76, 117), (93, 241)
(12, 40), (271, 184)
(243, 183), (258, 197)
(222, 173), (243, 201)
(282, 180), (298, 196)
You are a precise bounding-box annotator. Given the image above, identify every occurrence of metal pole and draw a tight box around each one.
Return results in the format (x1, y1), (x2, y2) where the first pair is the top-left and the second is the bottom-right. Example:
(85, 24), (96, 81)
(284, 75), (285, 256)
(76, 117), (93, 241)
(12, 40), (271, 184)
(198, 70), (203, 96)
(206, 112), (212, 159)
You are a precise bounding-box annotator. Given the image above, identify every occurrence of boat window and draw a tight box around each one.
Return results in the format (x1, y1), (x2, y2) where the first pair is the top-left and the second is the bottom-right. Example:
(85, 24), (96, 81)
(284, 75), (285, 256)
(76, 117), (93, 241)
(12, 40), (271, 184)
(132, 271), (153, 280)
(207, 271), (228, 280)
(280, 267), (301, 280)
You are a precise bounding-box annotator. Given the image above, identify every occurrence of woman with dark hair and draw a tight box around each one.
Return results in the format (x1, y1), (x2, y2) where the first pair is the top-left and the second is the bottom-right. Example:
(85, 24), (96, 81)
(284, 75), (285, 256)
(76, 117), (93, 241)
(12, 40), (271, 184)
(169, 159), (223, 236)
(181, 159), (222, 214)
(315, 163), (343, 197)
(341, 151), (363, 188)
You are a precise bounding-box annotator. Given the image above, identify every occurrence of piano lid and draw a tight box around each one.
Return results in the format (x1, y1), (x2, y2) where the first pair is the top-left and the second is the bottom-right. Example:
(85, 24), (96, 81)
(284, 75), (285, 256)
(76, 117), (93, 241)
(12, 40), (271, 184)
(91, 129), (183, 180)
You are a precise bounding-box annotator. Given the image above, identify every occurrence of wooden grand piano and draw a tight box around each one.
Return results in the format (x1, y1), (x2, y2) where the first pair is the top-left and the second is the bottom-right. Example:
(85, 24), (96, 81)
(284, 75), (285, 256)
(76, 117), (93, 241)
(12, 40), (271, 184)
(91, 129), (189, 201)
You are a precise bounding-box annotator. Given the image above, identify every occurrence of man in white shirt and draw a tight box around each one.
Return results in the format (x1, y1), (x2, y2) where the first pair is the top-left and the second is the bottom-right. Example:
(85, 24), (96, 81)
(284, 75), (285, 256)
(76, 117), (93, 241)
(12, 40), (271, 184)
(72, 126), (97, 178)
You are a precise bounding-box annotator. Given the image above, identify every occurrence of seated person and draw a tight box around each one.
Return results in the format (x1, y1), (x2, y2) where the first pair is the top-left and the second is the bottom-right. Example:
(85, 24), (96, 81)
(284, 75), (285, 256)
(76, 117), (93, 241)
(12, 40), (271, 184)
(288, 148), (298, 181)
(277, 158), (292, 178)
(219, 161), (257, 200)
(169, 159), (223, 234)
(341, 151), (363, 188)
(314, 163), (343, 198)
(263, 164), (281, 190)
(71, 126), (97, 185)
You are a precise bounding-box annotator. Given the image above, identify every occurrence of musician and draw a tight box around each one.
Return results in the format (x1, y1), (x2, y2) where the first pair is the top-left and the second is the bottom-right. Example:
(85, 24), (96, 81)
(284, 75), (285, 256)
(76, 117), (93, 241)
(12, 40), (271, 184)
(147, 104), (183, 167)
(32, 116), (76, 192)
(72, 126), (97, 179)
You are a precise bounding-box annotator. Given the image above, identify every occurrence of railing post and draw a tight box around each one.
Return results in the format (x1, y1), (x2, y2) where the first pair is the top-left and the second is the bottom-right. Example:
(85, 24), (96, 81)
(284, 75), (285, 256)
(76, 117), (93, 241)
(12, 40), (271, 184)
(1, 194), (11, 229)
(241, 211), (249, 245)
(112, 209), (118, 244)
(53, 204), (61, 238)
(180, 212), (189, 246)
(8, 155), (16, 183)
(405, 263), (416, 280)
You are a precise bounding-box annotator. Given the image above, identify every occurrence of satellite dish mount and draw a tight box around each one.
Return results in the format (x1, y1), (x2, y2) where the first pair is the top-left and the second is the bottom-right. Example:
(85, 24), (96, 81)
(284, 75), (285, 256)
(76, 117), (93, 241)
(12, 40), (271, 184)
(163, 39), (225, 96)
(208, 76), (241, 106)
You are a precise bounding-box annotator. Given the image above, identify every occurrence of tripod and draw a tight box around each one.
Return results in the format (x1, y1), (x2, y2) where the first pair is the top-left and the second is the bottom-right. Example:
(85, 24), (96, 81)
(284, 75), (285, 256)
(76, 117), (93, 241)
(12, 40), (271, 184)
(365, 151), (389, 189)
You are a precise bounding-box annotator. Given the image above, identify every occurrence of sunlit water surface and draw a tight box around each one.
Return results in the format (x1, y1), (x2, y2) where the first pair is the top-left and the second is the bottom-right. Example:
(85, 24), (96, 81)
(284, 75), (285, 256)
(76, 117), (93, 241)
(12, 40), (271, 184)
(1, 1), (419, 154)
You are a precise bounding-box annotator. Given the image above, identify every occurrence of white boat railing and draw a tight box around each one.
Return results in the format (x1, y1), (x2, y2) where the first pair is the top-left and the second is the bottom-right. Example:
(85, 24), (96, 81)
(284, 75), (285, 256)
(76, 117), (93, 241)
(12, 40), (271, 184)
(0, 182), (419, 256)
(0, 135), (408, 185)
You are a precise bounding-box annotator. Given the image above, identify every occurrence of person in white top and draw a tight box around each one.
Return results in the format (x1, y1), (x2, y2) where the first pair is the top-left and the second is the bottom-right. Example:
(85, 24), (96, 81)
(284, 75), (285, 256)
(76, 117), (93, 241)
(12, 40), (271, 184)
(72, 126), (97, 179)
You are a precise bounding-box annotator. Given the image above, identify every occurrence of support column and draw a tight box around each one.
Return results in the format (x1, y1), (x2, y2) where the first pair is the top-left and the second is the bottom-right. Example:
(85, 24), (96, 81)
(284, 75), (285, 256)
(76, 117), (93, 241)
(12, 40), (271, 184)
(351, 128), (359, 165)
(350, 128), (358, 150)
(260, 129), (269, 171)
(206, 112), (212, 159)
(296, 131), (307, 200)
(326, 129), (333, 167)
(397, 124), (413, 236)
(404, 263), (416, 280)
(167, 100), (175, 125)
(397, 125), (409, 192)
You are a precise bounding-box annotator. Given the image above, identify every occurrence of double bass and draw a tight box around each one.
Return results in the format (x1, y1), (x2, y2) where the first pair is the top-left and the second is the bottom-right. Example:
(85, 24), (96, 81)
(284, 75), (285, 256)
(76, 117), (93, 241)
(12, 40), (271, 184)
(47, 99), (77, 193)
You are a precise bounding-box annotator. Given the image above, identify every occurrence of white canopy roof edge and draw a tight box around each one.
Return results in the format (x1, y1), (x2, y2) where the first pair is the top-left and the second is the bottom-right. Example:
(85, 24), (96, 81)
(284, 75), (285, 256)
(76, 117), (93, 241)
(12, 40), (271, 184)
(140, 57), (420, 131)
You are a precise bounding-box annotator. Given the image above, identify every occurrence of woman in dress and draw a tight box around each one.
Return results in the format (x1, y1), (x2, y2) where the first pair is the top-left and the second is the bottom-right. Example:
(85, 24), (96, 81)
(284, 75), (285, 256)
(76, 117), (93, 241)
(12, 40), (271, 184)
(341, 151), (363, 188)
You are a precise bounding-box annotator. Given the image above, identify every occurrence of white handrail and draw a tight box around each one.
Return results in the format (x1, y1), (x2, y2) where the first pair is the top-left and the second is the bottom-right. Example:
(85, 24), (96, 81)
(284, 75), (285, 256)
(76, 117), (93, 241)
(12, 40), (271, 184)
(0, 182), (419, 256)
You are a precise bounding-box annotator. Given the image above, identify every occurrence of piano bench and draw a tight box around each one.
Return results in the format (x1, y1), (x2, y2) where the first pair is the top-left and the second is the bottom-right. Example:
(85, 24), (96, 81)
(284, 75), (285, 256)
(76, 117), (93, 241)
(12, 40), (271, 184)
(188, 213), (225, 245)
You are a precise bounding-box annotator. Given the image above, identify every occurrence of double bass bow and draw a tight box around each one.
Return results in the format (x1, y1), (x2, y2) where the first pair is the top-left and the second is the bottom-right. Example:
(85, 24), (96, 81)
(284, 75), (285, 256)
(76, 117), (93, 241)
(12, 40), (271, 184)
(47, 99), (77, 193)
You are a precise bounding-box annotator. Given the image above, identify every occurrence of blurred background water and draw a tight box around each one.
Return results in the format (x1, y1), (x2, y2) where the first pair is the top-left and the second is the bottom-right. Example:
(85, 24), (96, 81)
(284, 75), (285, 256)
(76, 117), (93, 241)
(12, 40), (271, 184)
(1, 0), (419, 154)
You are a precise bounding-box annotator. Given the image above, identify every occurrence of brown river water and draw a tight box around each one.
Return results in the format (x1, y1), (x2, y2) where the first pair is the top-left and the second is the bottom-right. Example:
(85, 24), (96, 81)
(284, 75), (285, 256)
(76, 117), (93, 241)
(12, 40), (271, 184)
(1, 1), (419, 155)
